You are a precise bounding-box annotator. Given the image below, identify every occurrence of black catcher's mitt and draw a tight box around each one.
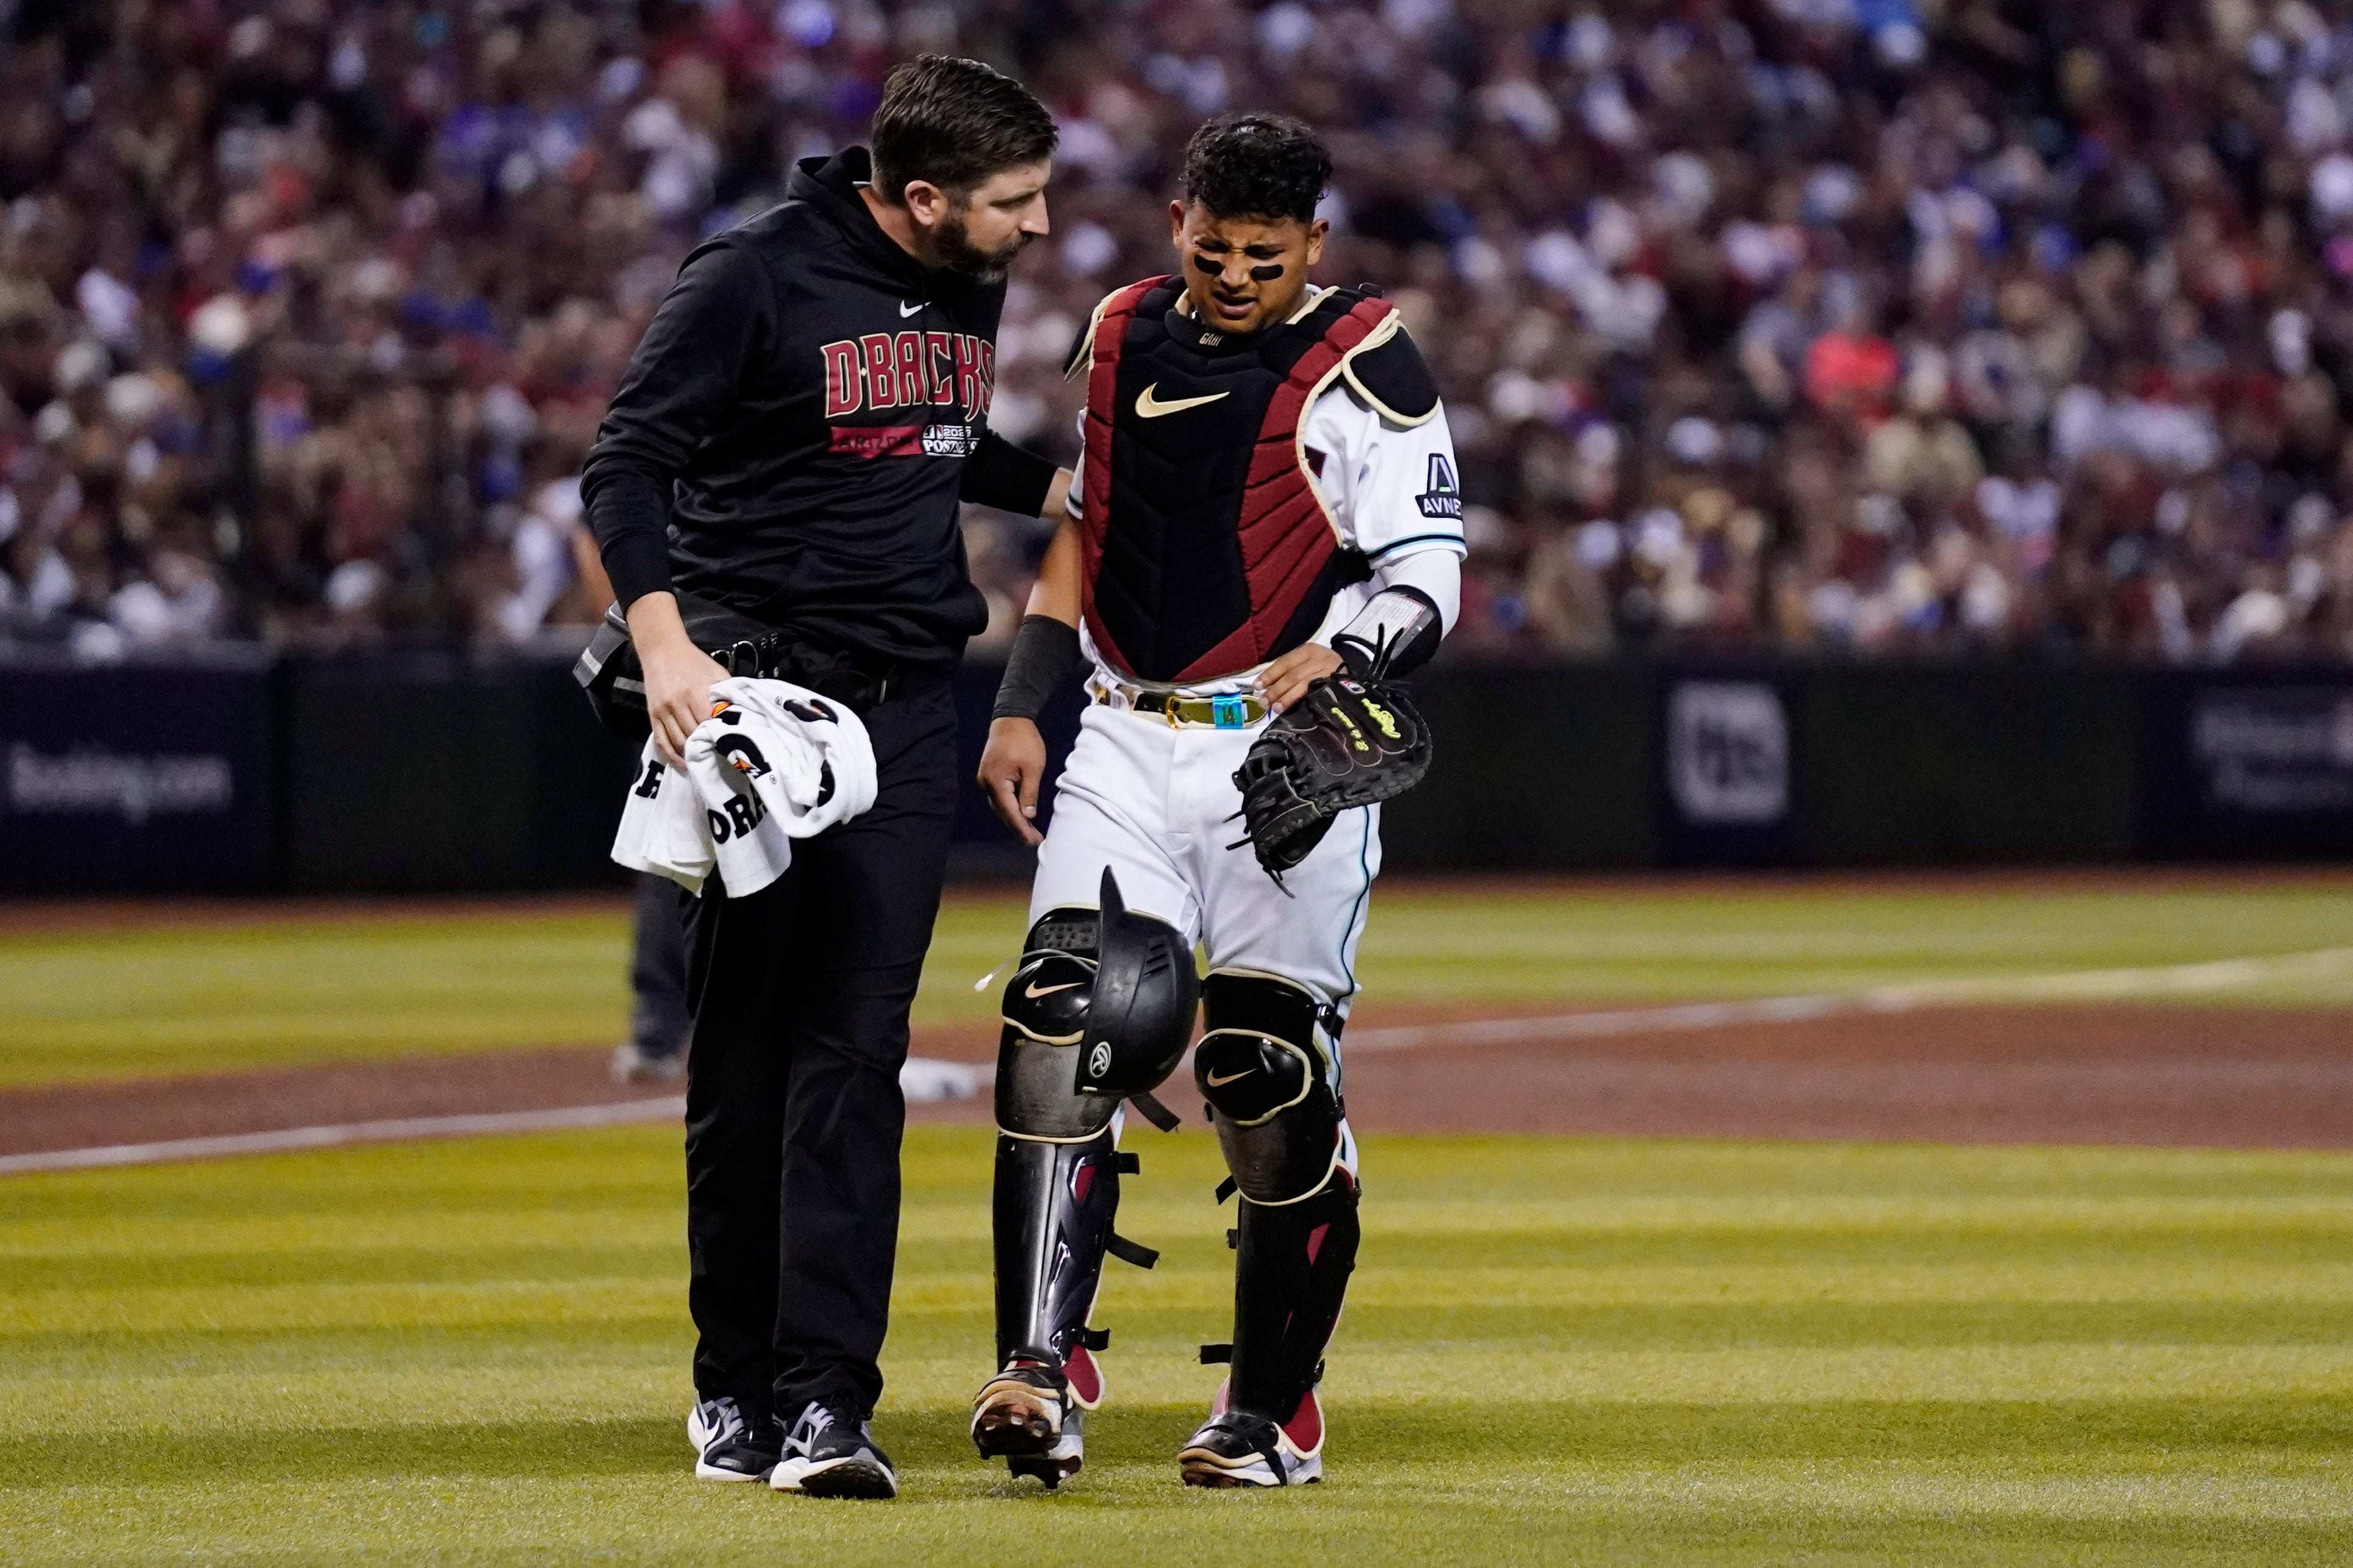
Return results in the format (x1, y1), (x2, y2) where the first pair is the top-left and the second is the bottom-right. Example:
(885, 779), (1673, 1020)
(1230, 674), (1432, 879)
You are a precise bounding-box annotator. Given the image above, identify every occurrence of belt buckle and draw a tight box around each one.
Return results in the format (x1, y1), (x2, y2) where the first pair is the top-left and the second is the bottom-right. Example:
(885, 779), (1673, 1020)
(1210, 693), (1249, 729)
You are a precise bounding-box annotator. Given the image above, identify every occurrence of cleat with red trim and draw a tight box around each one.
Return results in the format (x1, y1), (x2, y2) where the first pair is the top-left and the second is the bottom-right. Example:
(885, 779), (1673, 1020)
(1177, 1383), (1324, 1488)
(973, 1344), (1105, 1487)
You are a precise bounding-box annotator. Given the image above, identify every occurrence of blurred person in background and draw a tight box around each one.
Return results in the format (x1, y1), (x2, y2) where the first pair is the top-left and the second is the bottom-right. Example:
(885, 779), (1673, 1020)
(611, 872), (691, 1085)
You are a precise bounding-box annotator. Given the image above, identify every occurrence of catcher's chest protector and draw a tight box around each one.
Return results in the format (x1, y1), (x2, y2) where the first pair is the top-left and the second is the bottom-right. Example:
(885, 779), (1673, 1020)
(1079, 279), (1393, 683)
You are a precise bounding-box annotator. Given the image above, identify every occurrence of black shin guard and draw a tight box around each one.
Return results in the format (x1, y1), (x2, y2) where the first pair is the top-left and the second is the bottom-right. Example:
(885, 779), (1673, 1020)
(1228, 1176), (1360, 1420)
(991, 1129), (1121, 1369)
(1196, 969), (1360, 1424)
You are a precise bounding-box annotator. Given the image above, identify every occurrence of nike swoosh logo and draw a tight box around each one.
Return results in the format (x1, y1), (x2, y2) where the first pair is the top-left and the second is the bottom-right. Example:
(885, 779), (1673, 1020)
(1203, 1068), (1252, 1087)
(1135, 384), (1230, 418)
(1024, 980), (1082, 998)
(899, 301), (924, 317)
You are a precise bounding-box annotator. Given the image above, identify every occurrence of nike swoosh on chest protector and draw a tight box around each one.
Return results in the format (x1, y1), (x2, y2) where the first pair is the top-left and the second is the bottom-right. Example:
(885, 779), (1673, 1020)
(1134, 384), (1231, 418)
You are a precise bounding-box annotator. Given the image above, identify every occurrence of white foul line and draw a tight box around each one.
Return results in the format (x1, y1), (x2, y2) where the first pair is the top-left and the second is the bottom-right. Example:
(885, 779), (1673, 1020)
(1342, 945), (2353, 1054)
(0, 1097), (686, 1178)
(6, 953), (2345, 1177)
(0, 1058), (989, 1179)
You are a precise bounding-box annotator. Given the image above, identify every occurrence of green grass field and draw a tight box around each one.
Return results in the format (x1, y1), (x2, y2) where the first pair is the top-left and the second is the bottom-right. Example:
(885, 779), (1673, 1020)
(4, 1126), (2351, 1564)
(3, 877), (2350, 1086)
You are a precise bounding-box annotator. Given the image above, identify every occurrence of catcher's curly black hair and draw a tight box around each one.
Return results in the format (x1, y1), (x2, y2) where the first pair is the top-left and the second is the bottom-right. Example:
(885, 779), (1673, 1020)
(1178, 112), (1332, 224)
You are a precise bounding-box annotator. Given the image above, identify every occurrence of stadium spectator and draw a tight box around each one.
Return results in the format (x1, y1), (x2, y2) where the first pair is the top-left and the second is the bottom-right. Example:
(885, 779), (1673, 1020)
(0, 0), (2349, 665)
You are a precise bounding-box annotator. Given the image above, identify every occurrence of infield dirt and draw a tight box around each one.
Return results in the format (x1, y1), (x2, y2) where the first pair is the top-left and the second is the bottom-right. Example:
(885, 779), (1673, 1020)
(4, 998), (2348, 1160)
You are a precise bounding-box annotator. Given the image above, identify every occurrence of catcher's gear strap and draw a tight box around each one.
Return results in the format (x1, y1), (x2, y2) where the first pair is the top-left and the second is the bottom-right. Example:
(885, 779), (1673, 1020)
(1106, 1233), (1160, 1269)
(1127, 1089), (1183, 1131)
(1332, 585), (1442, 681)
(1196, 971), (1345, 1205)
(992, 615), (1087, 722)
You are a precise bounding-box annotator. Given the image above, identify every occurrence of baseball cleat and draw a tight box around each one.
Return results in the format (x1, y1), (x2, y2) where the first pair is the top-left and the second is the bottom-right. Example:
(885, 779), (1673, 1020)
(1177, 1384), (1324, 1487)
(771, 1399), (897, 1498)
(972, 1345), (1104, 1487)
(687, 1395), (780, 1481)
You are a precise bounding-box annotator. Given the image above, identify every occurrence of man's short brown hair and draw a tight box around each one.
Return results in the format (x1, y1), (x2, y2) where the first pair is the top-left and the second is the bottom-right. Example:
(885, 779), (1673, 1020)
(869, 56), (1057, 204)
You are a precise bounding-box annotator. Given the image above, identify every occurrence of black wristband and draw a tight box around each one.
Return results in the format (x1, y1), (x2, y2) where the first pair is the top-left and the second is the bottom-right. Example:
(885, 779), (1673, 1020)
(962, 432), (1059, 517)
(993, 615), (1086, 721)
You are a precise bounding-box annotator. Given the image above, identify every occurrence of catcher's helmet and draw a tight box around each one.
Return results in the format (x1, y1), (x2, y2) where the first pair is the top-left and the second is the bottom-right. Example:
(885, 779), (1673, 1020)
(1074, 867), (1199, 1098)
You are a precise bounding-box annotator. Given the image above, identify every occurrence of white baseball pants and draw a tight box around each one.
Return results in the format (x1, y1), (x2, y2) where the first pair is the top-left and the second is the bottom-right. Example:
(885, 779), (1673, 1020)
(1029, 703), (1383, 1015)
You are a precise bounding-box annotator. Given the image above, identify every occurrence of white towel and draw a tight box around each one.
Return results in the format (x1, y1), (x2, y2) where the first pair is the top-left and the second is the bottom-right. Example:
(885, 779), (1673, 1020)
(611, 676), (879, 897)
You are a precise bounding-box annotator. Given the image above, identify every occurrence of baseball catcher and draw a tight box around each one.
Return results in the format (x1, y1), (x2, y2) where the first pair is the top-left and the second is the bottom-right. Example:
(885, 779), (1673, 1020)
(973, 112), (1462, 1489)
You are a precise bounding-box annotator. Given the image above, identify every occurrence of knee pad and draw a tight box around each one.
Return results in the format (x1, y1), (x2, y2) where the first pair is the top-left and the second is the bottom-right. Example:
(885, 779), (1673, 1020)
(995, 908), (1116, 1142)
(1195, 970), (1345, 1205)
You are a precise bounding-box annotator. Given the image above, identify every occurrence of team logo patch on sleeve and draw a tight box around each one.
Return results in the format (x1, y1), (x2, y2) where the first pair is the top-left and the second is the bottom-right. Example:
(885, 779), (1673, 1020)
(1415, 453), (1463, 519)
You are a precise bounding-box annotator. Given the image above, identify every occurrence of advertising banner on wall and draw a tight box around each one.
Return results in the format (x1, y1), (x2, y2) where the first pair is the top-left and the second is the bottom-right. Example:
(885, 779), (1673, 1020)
(1659, 675), (1795, 864)
(0, 653), (275, 890)
(2189, 687), (2353, 815)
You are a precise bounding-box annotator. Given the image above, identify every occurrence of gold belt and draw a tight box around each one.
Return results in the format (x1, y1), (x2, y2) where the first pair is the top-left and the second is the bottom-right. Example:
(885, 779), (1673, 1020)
(1095, 682), (1268, 729)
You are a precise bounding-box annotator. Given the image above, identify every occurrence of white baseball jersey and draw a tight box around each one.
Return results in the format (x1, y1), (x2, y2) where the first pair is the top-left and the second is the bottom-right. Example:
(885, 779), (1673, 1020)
(1034, 308), (1465, 1012)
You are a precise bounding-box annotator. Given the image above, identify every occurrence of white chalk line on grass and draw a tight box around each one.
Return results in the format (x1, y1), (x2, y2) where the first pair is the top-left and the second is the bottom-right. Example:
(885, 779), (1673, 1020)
(1342, 945), (2353, 1054)
(7, 949), (2347, 1176)
(0, 1058), (988, 1178)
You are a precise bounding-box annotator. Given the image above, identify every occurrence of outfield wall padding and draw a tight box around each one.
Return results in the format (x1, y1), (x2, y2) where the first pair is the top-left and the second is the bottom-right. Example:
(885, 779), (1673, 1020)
(1, 651), (2346, 890)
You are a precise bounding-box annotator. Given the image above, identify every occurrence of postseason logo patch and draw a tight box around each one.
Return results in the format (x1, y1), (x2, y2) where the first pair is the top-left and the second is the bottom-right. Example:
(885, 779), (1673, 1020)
(1415, 453), (1463, 519)
(827, 423), (979, 459)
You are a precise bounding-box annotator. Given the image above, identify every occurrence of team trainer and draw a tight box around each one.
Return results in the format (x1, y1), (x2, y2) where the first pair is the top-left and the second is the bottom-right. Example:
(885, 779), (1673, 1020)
(581, 56), (1067, 1500)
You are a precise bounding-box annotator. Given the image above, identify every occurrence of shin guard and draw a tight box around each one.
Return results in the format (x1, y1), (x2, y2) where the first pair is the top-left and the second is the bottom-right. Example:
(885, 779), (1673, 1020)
(1227, 1176), (1360, 1422)
(1196, 969), (1360, 1425)
(990, 1129), (1121, 1370)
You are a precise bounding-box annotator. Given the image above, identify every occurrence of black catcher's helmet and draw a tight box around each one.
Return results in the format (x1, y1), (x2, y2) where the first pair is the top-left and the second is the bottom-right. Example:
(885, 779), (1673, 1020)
(1074, 867), (1199, 1097)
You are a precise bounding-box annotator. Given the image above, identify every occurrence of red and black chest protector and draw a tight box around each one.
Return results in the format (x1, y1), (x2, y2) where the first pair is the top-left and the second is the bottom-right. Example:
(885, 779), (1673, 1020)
(1077, 277), (1393, 684)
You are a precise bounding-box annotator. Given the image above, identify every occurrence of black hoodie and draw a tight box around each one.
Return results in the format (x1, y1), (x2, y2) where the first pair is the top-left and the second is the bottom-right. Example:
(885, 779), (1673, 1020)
(580, 148), (1056, 671)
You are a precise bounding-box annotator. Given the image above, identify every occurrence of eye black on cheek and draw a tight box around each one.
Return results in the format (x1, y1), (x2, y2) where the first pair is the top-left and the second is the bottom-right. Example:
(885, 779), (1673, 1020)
(1191, 252), (1223, 276)
(1249, 262), (1285, 282)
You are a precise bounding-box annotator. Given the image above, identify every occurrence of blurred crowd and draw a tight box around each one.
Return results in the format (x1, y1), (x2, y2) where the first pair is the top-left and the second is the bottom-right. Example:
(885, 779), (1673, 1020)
(4, 0), (2353, 665)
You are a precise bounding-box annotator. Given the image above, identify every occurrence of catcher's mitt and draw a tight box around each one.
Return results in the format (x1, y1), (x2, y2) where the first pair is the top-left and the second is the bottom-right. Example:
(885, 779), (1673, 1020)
(1230, 674), (1432, 879)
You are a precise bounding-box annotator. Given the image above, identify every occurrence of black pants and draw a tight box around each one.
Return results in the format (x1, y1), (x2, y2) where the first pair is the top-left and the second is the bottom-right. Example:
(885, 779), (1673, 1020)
(680, 676), (958, 1422)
